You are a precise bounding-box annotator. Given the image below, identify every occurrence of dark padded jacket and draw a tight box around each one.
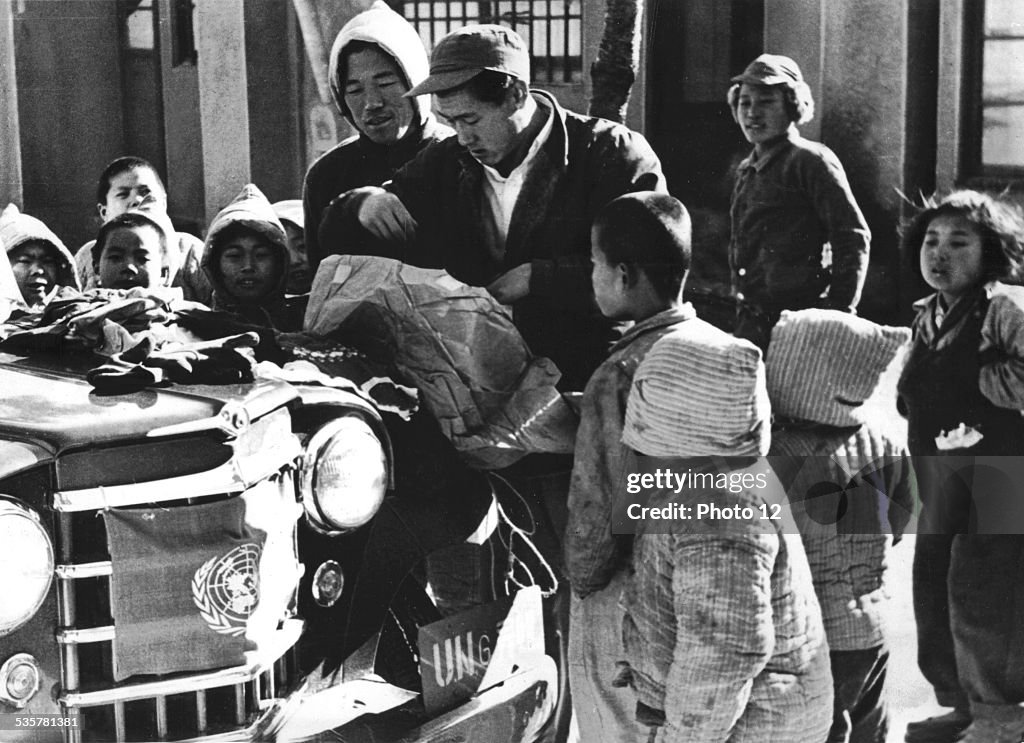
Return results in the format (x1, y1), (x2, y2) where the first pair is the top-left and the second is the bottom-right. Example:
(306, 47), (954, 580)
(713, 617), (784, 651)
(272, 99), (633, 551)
(328, 91), (666, 391)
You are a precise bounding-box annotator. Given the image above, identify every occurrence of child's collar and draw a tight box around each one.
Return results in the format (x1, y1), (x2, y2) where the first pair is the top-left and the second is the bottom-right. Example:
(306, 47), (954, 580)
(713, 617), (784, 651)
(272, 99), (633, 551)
(742, 131), (798, 172)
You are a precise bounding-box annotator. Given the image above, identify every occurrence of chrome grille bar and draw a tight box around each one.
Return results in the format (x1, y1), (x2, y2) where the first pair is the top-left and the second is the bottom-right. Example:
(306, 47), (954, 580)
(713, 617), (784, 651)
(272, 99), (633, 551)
(114, 701), (126, 741)
(57, 626), (115, 644)
(55, 512), (80, 695)
(155, 695), (168, 739)
(196, 688), (208, 735)
(60, 619), (301, 708)
(56, 561), (112, 579)
(53, 431), (300, 512)
(265, 668), (276, 701)
(234, 684), (245, 726)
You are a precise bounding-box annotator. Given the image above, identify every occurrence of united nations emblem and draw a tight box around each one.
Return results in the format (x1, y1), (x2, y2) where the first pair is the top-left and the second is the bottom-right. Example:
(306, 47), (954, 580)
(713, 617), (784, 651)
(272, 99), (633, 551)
(192, 543), (263, 637)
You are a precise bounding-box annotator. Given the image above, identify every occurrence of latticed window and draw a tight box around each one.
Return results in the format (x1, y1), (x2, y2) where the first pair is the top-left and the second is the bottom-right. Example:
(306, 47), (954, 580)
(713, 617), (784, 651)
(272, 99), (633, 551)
(397, 1), (583, 84)
(963, 0), (1024, 176)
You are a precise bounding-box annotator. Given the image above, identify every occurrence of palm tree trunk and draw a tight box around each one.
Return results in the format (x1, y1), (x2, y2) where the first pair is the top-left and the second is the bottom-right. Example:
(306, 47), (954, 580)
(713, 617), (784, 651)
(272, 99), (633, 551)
(588, 0), (644, 123)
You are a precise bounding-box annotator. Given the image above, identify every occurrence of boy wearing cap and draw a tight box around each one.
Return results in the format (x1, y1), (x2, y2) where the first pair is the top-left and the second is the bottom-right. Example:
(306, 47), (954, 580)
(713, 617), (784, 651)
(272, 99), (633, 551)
(305, 2), (452, 269)
(325, 23), (665, 393)
(728, 54), (870, 350)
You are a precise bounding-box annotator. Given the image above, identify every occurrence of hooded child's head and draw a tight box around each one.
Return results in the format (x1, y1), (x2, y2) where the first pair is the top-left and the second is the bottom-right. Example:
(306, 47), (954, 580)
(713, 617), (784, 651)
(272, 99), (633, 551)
(203, 185), (289, 307)
(1, 203), (79, 306)
(272, 199), (311, 294)
(328, 2), (430, 145)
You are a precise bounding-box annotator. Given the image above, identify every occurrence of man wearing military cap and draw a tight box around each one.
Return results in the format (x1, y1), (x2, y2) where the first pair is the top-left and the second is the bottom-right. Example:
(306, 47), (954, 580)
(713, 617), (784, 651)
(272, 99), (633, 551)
(321, 23), (666, 393)
(318, 25), (665, 741)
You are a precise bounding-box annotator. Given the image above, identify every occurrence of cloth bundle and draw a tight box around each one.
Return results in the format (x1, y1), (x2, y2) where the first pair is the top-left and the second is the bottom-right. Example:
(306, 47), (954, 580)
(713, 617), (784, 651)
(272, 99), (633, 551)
(87, 332), (259, 391)
(0, 286), (184, 354)
(623, 318), (769, 457)
(767, 308), (910, 427)
(304, 255), (577, 469)
(263, 332), (419, 420)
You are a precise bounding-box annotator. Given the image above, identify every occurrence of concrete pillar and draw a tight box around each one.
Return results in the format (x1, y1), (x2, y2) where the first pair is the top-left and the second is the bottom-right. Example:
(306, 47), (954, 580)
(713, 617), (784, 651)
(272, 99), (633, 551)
(156, 0), (205, 235)
(763, 0), (822, 141)
(824, 2), (909, 323)
(0, 0), (23, 208)
(765, 0), (909, 322)
(935, 0), (965, 193)
(195, 0), (250, 224)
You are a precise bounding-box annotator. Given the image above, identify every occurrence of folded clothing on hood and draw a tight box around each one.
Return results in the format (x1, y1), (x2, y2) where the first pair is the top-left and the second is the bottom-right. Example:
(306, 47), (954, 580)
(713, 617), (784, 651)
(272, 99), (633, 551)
(0, 285), (191, 354)
(87, 333), (259, 391)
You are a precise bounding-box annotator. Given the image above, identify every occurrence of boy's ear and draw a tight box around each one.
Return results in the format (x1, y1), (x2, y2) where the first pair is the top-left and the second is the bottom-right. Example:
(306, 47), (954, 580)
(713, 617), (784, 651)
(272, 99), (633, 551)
(97, 203), (108, 222)
(619, 262), (638, 289)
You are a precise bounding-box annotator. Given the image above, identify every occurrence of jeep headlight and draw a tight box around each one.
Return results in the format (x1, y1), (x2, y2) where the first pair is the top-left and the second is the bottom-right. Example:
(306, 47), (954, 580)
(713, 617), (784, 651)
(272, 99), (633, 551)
(300, 416), (388, 535)
(0, 498), (54, 637)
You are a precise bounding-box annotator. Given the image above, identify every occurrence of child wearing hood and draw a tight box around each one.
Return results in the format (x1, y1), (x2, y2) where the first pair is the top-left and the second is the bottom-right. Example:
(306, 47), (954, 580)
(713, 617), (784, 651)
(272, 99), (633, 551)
(767, 309), (915, 743)
(303, 1), (451, 269)
(1, 203), (80, 307)
(0, 238), (21, 322)
(202, 184), (304, 331)
(272, 199), (312, 295)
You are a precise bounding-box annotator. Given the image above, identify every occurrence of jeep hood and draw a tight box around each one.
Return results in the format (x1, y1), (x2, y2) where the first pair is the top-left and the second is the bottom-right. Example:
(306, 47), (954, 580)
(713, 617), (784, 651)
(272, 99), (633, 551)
(0, 351), (298, 460)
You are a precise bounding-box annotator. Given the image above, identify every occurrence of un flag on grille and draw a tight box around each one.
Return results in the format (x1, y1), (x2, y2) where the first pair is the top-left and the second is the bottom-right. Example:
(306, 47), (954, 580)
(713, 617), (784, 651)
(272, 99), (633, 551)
(104, 497), (267, 681)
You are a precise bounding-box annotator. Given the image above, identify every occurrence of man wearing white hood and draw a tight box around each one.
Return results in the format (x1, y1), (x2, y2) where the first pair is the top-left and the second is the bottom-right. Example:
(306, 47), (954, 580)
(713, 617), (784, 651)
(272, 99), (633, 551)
(303, 2), (451, 269)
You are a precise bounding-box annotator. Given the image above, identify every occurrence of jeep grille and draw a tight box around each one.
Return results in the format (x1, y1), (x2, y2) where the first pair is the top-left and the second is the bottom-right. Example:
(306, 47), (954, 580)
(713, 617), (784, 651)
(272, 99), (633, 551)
(50, 409), (303, 742)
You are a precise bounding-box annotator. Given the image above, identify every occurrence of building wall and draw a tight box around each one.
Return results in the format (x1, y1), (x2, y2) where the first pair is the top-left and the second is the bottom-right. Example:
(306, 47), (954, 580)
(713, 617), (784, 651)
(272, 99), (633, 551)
(157, 0), (205, 237)
(821, 0), (908, 322)
(760, 0), (912, 322)
(1, 0), (23, 210)
(11, 0), (126, 249)
(245, 0), (304, 204)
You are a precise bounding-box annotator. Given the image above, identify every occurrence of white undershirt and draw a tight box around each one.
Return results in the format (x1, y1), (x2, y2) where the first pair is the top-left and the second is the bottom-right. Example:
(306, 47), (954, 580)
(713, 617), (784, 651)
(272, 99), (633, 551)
(479, 102), (554, 247)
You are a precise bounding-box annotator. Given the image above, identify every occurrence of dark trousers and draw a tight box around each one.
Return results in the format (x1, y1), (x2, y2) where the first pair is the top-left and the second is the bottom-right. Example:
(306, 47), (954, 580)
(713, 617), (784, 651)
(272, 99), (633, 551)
(913, 533), (967, 709)
(949, 535), (1024, 723)
(827, 646), (889, 743)
(914, 532), (1024, 722)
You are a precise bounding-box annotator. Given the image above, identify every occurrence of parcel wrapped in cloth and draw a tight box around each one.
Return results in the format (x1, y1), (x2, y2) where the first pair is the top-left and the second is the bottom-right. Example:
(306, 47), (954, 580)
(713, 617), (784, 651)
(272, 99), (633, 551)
(304, 255), (577, 469)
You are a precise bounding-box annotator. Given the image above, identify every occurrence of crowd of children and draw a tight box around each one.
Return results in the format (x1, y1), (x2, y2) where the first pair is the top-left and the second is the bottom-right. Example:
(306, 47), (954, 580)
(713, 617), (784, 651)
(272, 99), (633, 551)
(5, 36), (1024, 743)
